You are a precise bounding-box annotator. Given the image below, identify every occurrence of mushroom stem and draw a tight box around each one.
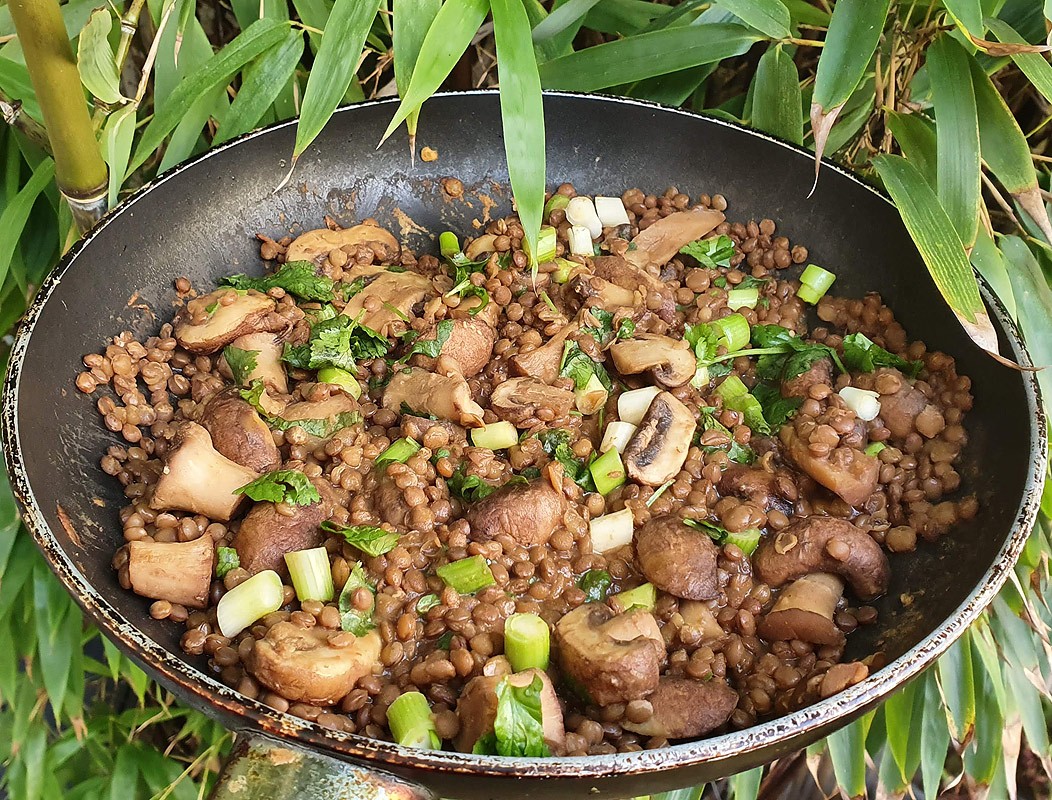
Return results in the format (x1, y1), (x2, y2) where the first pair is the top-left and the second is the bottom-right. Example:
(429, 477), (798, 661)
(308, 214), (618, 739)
(758, 572), (845, 646)
(126, 535), (215, 609)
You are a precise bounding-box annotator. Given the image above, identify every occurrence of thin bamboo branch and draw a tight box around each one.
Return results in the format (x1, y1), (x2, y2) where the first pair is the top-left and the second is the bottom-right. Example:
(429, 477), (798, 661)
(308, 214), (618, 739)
(115, 0), (149, 70)
(0, 89), (51, 153)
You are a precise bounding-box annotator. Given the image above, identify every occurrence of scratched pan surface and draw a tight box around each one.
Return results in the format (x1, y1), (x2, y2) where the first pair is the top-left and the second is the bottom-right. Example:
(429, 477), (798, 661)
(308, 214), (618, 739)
(2, 91), (1045, 799)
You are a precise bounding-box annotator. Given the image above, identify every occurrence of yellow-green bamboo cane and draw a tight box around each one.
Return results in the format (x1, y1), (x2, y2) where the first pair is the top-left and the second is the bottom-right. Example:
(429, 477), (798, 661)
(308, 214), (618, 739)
(9, 0), (108, 231)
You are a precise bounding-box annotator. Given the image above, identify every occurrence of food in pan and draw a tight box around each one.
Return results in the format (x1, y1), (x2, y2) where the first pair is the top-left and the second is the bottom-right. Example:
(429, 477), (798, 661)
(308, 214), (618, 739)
(78, 183), (976, 756)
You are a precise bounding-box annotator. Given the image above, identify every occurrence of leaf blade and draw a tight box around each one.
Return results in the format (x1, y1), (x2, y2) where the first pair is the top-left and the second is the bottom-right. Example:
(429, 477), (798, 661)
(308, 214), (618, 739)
(715, 0), (791, 39)
(750, 44), (802, 144)
(77, 8), (123, 104)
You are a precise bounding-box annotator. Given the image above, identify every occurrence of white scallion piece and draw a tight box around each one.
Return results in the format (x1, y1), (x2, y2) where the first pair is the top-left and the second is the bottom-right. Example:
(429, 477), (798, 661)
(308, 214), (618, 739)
(600, 421), (638, 454)
(839, 386), (881, 421)
(594, 196), (630, 227)
(617, 386), (662, 425)
(568, 225), (595, 256)
(575, 373), (608, 415)
(216, 569), (284, 638)
(589, 507), (636, 553)
(566, 196), (603, 239)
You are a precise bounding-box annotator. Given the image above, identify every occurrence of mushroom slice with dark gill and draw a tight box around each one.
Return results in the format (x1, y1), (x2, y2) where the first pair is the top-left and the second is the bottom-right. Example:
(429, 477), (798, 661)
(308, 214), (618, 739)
(454, 668), (565, 753)
(752, 517), (890, 601)
(609, 334), (697, 388)
(554, 604), (664, 705)
(285, 222), (400, 266)
(149, 422), (259, 521)
(718, 464), (798, 515)
(758, 572), (845, 646)
(780, 423), (879, 507)
(634, 516), (720, 600)
(220, 331), (288, 393)
(123, 535), (214, 609)
(382, 367), (485, 427)
(197, 388), (281, 472)
(621, 677), (738, 739)
(510, 322), (578, 385)
(247, 622), (382, 706)
(623, 391), (697, 485)
(623, 208), (726, 270)
(174, 289), (288, 354)
(467, 464), (568, 547)
(340, 265), (433, 336)
(489, 377), (575, 427)
(411, 316), (496, 378)
(571, 273), (639, 310)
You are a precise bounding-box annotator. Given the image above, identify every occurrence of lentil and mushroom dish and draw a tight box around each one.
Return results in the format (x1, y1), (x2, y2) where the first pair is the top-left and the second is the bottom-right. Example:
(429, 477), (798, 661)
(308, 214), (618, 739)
(79, 184), (976, 756)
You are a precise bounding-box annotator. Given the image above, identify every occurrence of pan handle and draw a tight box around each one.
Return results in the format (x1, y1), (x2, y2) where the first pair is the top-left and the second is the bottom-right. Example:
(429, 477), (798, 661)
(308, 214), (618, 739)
(208, 734), (436, 800)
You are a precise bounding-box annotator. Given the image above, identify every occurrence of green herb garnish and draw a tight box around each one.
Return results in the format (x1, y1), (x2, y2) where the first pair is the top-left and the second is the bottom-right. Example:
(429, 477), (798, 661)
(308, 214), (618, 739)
(222, 261), (337, 302)
(234, 469), (320, 505)
(321, 522), (400, 557)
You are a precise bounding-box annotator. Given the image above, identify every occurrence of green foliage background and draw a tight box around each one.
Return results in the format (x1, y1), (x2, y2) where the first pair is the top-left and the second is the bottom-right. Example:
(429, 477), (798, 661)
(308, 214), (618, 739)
(2, 0), (1052, 798)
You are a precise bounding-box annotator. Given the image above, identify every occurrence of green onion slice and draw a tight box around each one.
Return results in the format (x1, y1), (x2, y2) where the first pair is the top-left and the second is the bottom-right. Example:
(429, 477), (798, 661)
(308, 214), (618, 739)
(284, 547), (335, 602)
(436, 555), (495, 595)
(504, 613), (551, 672)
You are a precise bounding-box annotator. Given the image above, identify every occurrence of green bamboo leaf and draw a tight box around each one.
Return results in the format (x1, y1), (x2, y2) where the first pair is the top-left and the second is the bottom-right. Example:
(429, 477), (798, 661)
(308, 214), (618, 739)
(291, 0), (331, 52)
(970, 227), (1016, 318)
(943, 0), (983, 38)
(827, 712), (873, 799)
(872, 154), (1001, 357)
(750, 44), (802, 144)
(783, 0), (829, 28)
(491, 0), (545, 268)
(999, 236), (1052, 399)
(715, 0), (790, 39)
(810, 0), (890, 174)
(885, 110), (937, 187)
(928, 34), (980, 249)
(215, 29), (304, 145)
(920, 672), (951, 800)
(539, 24), (762, 92)
(0, 158), (54, 291)
(883, 679), (919, 785)
(961, 664), (1004, 786)
(393, 0), (440, 141)
(129, 18), (288, 173)
(294, 0), (382, 160)
(985, 18), (1052, 105)
(533, 0), (603, 41)
(524, 0), (579, 62)
(108, 744), (140, 800)
(33, 565), (73, 721)
(727, 766), (763, 800)
(380, 0), (489, 144)
(583, 0), (671, 36)
(173, 0), (197, 65)
(1004, 663), (1052, 769)
(77, 7), (123, 104)
(936, 633), (977, 745)
(101, 105), (136, 208)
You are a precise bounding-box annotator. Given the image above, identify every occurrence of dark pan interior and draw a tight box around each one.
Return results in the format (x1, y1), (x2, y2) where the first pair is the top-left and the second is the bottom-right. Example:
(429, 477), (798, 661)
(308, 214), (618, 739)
(5, 92), (1041, 795)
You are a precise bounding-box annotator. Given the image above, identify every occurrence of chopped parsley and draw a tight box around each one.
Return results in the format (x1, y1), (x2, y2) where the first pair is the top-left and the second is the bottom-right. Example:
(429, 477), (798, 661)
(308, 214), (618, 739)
(240, 380), (361, 438)
(405, 319), (453, 360)
(680, 234), (735, 268)
(581, 307), (635, 346)
(749, 324), (844, 383)
(697, 407), (755, 464)
(337, 562), (376, 636)
(283, 314), (389, 373)
(471, 675), (552, 757)
(223, 346), (259, 386)
(415, 594), (441, 613)
(447, 466), (499, 503)
(559, 340), (613, 393)
(321, 522), (400, 557)
(578, 569), (613, 603)
(215, 547), (240, 578)
(712, 274), (770, 290)
(538, 429), (596, 492)
(222, 261), (337, 302)
(444, 251), (490, 316)
(841, 332), (922, 377)
(234, 469), (320, 505)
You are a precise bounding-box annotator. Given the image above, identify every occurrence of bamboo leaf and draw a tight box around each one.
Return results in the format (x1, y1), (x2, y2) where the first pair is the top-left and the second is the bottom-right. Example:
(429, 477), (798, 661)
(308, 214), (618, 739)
(985, 17), (1052, 105)
(970, 227), (1016, 318)
(999, 236), (1052, 398)
(920, 672), (951, 800)
(215, 28), (304, 145)
(827, 712), (873, 799)
(77, 8), (123, 104)
(715, 0), (791, 39)
(392, 0), (440, 140)
(107, 744), (140, 800)
(380, 0), (489, 144)
(583, 0), (671, 36)
(533, 0), (603, 42)
(294, 0), (382, 159)
(539, 24), (763, 92)
(943, 0), (984, 38)
(750, 44), (802, 144)
(883, 679), (919, 785)
(491, 0), (545, 268)
(885, 110), (938, 188)
(961, 662), (1004, 786)
(872, 153), (1001, 357)
(928, 34), (981, 249)
(936, 632), (977, 745)
(101, 105), (136, 208)
(727, 766), (763, 800)
(129, 17), (288, 173)
(1004, 662), (1052, 775)
(173, 0), (196, 66)
(0, 158), (54, 291)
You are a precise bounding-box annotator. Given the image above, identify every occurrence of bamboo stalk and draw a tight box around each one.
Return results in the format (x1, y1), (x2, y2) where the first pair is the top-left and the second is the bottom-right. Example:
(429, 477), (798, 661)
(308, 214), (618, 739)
(0, 89), (51, 153)
(8, 0), (108, 230)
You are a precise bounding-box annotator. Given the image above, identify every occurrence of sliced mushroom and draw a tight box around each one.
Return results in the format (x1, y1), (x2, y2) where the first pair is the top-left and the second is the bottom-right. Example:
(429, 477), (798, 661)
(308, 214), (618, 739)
(454, 668), (565, 753)
(875, 371), (929, 439)
(591, 256), (675, 322)
(609, 334), (696, 388)
(231, 478), (338, 575)
(555, 604), (664, 705)
(198, 389), (281, 472)
(634, 516), (720, 601)
(247, 622), (382, 706)
(464, 234), (498, 262)
(820, 662), (869, 698)
(624, 208), (726, 269)
(571, 273), (639, 309)
(174, 289), (287, 354)
(400, 414), (467, 445)
(150, 423), (259, 521)
(280, 393), (361, 443)
(125, 535), (215, 609)
(340, 265), (433, 336)
(510, 323), (578, 384)
(758, 572), (845, 646)
(286, 223), (400, 266)
(411, 316), (496, 377)
(780, 423), (878, 507)
(718, 464), (798, 514)
(220, 331), (288, 393)
(781, 356), (832, 399)
(467, 469), (568, 547)
(678, 600), (724, 641)
(622, 677), (738, 739)
(382, 367), (485, 427)
(361, 470), (414, 530)
(752, 517), (890, 601)
(489, 377), (575, 427)
(623, 392), (697, 485)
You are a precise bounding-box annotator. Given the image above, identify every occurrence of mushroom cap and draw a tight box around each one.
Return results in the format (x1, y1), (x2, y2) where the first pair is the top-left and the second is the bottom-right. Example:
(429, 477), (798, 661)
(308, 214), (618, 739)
(221, 331), (288, 393)
(411, 316), (496, 377)
(623, 209), (726, 270)
(285, 223), (400, 266)
(623, 392), (697, 486)
(875, 371), (929, 439)
(634, 516), (720, 600)
(752, 517), (890, 601)
(510, 323), (578, 385)
(340, 265), (433, 336)
(454, 668), (565, 753)
(621, 677), (738, 739)
(247, 622), (382, 706)
(489, 377), (575, 427)
(466, 476), (568, 548)
(609, 334), (696, 388)
(174, 289), (287, 354)
(780, 423), (879, 507)
(198, 389), (281, 472)
(717, 464), (798, 513)
(382, 367), (485, 427)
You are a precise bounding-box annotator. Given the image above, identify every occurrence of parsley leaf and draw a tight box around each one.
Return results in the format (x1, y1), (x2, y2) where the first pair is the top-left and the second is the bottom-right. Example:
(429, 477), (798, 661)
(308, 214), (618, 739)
(240, 380), (361, 438)
(222, 261), (337, 302)
(559, 340), (612, 392)
(842, 332), (923, 377)
(680, 234), (735, 268)
(447, 466), (499, 503)
(751, 384), (804, 429)
(472, 675), (552, 757)
(444, 252), (491, 316)
(748, 324), (844, 381)
(215, 547), (240, 578)
(337, 562), (376, 636)
(578, 569), (613, 603)
(406, 319), (453, 360)
(580, 308), (636, 346)
(283, 314), (389, 373)
(698, 407), (755, 464)
(714, 274), (770, 291)
(538, 429), (596, 492)
(223, 346), (259, 386)
(234, 469), (320, 505)
(321, 522), (400, 557)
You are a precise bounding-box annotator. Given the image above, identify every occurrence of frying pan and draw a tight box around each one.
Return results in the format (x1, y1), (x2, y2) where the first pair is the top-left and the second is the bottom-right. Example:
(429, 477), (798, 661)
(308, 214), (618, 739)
(1, 92), (1045, 800)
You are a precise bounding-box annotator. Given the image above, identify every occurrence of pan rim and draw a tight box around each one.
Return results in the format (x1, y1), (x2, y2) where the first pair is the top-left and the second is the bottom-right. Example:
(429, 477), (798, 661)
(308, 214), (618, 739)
(3, 89), (1046, 780)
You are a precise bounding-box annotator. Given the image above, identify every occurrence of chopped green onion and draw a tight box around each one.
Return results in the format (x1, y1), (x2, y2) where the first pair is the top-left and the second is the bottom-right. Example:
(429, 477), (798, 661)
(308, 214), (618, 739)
(216, 569), (284, 637)
(797, 284), (825, 304)
(710, 313), (750, 353)
(864, 442), (887, 457)
(439, 232), (460, 259)
(646, 480), (674, 507)
(532, 225), (557, 264)
(470, 421), (519, 451)
(594, 196), (630, 227)
(317, 366), (362, 400)
(589, 507), (635, 553)
(724, 528), (762, 556)
(715, 376), (770, 434)
(388, 691), (441, 749)
(568, 225), (593, 256)
(727, 287), (759, 311)
(437, 555), (495, 594)
(599, 420), (637, 454)
(589, 447), (626, 495)
(375, 437), (421, 468)
(566, 196), (603, 238)
(690, 364), (710, 389)
(617, 386), (662, 425)
(504, 613), (551, 672)
(553, 257), (577, 284)
(284, 547), (334, 602)
(574, 372), (608, 416)
(610, 583), (656, 613)
(544, 193), (570, 219)
(714, 374), (749, 401)
(797, 264), (835, 304)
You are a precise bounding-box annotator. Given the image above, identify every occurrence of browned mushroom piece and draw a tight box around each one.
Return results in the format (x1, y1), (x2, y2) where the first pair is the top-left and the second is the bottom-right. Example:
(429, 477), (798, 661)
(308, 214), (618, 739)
(678, 599), (725, 641)
(634, 516), (720, 601)
(554, 604), (664, 705)
(231, 478), (338, 575)
(781, 356), (833, 399)
(590, 255), (676, 322)
(876, 371), (929, 439)
(571, 273), (639, 310)
(197, 389), (281, 472)
(454, 669), (565, 753)
(280, 393), (361, 443)
(383, 367), (485, 427)
(758, 572), (846, 646)
(125, 535), (215, 609)
(340, 264), (434, 335)
(819, 661), (869, 698)
(510, 323), (578, 384)
(174, 289), (288, 354)
(623, 392), (697, 485)
(609, 334), (697, 388)
(752, 517), (890, 601)
(780, 423), (879, 507)
(246, 622), (382, 706)
(285, 223), (400, 266)
(149, 422), (259, 521)
(400, 414), (467, 445)
(489, 377), (575, 427)
(624, 209), (726, 269)
(361, 470), (414, 530)
(718, 464), (798, 514)
(621, 677), (738, 739)
(467, 467), (568, 547)
(410, 316), (496, 377)
(220, 331), (288, 393)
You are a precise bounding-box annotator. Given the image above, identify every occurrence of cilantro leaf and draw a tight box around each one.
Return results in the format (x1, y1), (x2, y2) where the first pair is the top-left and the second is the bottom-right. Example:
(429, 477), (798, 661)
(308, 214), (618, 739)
(321, 522), (400, 557)
(578, 569), (612, 603)
(240, 380), (361, 438)
(223, 346), (259, 386)
(234, 469), (320, 505)
(698, 407), (755, 464)
(223, 261), (336, 302)
(538, 429), (596, 492)
(559, 340), (612, 392)
(282, 314), (390, 374)
(406, 319), (453, 360)
(444, 252), (491, 316)
(679, 234), (735, 268)
(685, 322), (721, 362)
(472, 675), (552, 757)
(215, 547), (240, 578)
(751, 384), (804, 429)
(842, 332), (922, 377)
(447, 466), (499, 503)
(337, 562), (376, 635)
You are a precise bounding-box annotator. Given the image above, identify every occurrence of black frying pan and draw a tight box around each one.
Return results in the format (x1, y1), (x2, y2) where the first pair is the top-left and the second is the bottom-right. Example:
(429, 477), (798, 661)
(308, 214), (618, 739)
(2, 92), (1045, 800)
